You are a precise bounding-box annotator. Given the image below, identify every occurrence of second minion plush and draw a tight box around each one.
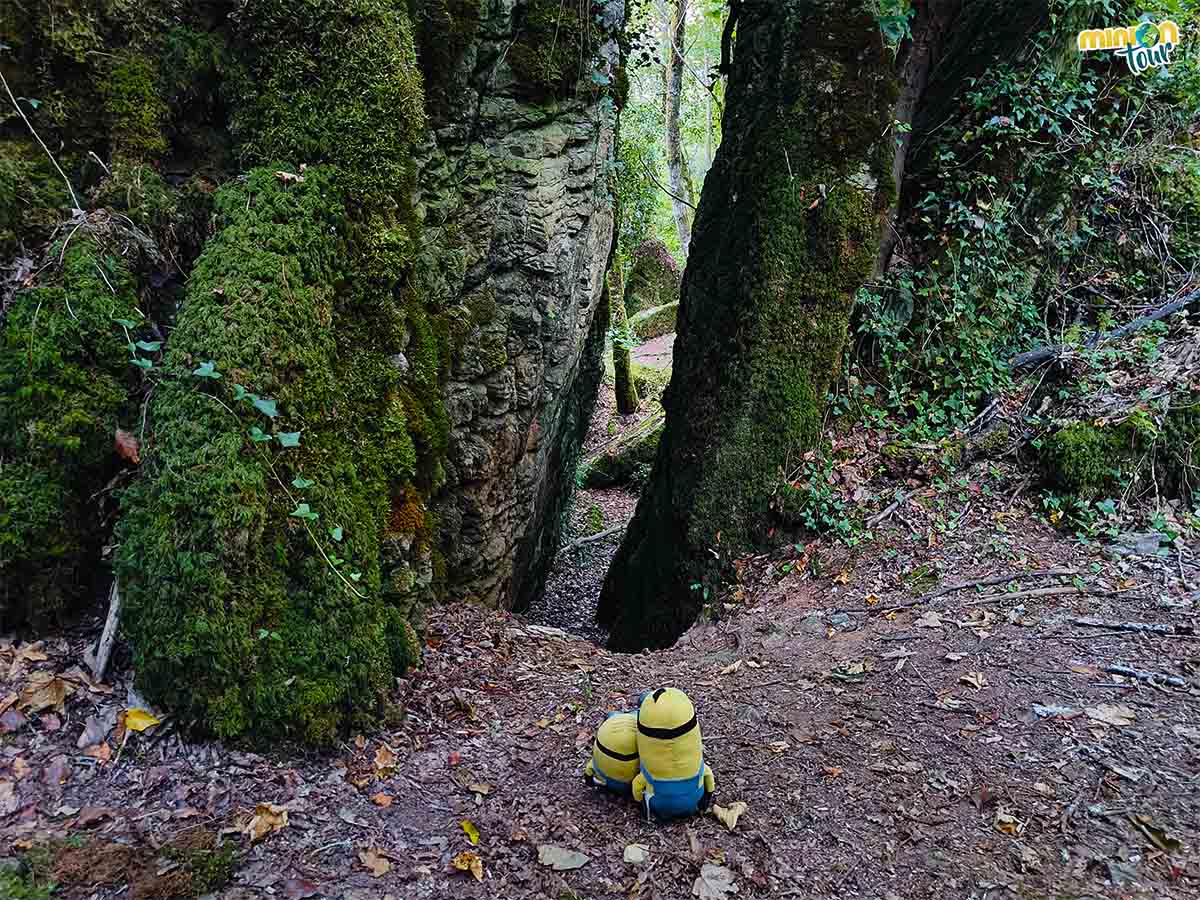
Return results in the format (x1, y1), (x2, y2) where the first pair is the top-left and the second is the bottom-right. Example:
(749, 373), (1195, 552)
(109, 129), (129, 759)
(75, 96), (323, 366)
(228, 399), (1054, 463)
(633, 688), (715, 819)
(584, 712), (640, 794)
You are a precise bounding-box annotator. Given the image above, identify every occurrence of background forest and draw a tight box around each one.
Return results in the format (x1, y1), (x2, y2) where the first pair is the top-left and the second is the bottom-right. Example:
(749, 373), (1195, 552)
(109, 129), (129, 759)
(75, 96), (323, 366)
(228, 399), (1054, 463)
(1, 0), (1199, 897)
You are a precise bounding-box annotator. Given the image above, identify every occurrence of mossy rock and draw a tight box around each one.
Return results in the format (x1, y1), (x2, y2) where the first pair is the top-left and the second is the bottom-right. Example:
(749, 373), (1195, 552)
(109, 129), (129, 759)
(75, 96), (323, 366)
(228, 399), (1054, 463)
(508, 0), (596, 99)
(0, 142), (73, 258)
(1162, 391), (1199, 501)
(414, 0), (483, 119)
(1041, 417), (1150, 500)
(630, 301), (678, 342)
(0, 233), (144, 629)
(623, 239), (681, 315)
(583, 420), (663, 488)
(631, 363), (671, 400)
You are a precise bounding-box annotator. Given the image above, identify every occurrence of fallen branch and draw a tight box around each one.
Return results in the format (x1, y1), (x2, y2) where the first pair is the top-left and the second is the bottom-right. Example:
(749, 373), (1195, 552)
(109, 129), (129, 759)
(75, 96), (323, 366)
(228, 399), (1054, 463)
(872, 567), (1078, 615)
(1098, 663), (1190, 689)
(560, 520), (630, 554)
(86, 579), (121, 682)
(867, 492), (909, 527)
(1010, 288), (1200, 370)
(969, 585), (1097, 605)
(1071, 617), (1195, 636)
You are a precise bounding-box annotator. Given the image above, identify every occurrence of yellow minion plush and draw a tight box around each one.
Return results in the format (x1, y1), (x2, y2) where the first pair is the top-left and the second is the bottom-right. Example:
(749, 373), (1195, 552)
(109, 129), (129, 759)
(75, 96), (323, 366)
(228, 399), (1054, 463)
(633, 688), (715, 818)
(584, 712), (640, 794)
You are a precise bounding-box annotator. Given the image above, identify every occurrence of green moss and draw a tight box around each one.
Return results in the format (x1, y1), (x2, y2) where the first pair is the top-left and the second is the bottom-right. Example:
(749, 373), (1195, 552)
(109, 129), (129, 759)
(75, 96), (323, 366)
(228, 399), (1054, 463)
(508, 0), (595, 99)
(1162, 392), (1199, 501)
(584, 422), (662, 488)
(1042, 419), (1148, 500)
(103, 53), (169, 160)
(0, 143), (72, 257)
(414, 0), (483, 118)
(0, 236), (142, 629)
(230, 0), (426, 206)
(629, 301), (678, 342)
(631, 363), (671, 400)
(623, 240), (681, 315)
(0, 864), (51, 900)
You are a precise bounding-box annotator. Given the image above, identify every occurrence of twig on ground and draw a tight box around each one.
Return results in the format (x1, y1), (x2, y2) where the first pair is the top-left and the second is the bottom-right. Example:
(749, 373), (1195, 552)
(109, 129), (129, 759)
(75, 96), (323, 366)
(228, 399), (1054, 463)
(867, 492), (908, 527)
(560, 520), (630, 554)
(873, 568), (1079, 615)
(1096, 663), (1190, 689)
(1072, 618), (1195, 636)
(968, 585), (1127, 605)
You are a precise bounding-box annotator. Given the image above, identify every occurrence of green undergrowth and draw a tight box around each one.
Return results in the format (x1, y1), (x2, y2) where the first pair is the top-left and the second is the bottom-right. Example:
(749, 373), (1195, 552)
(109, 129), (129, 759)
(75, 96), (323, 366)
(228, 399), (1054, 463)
(584, 420), (662, 488)
(0, 232), (143, 629)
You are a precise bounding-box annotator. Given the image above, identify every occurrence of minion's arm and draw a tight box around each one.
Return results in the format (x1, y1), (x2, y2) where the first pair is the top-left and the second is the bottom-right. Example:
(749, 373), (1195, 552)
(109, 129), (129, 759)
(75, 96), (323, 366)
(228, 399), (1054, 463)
(632, 771), (648, 802)
(703, 764), (715, 793)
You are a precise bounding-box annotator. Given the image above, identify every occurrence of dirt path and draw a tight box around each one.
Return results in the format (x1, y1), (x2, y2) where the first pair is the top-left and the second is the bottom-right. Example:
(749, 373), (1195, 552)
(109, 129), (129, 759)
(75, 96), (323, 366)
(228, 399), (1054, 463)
(632, 333), (675, 369)
(3, 485), (1198, 899)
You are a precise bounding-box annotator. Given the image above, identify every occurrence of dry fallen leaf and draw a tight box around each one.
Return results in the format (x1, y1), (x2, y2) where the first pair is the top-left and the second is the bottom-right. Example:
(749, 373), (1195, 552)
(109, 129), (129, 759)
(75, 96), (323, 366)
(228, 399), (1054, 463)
(122, 708), (160, 733)
(767, 740), (790, 754)
(711, 801), (748, 832)
(822, 766), (844, 779)
(461, 819), (480, 845)
(915, 611), (944, 629)
(374, 744), (397, 774)
(467, 783), (491, 796)
(624, 843), (650, 865)
(1085, 703), (1136, 727)
(452, 851), (483, 881)
(243, 802), (289, 842)
(994, 809), (1024, 835)
(693, 863), (739, 899)
(719, 660), (743, 676)
(358, 847), (392, 877)
(960, 671), (987, 690)
(0, 781), (18, 817)
(537, 845), (590, 871)
(18, 673), (74, 713)
(371, 792), (393, 807)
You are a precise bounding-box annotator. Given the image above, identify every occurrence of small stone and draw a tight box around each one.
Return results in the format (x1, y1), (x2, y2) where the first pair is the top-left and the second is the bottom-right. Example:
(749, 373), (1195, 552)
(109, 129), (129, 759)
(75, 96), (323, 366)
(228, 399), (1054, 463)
(624, 844), (649, 866)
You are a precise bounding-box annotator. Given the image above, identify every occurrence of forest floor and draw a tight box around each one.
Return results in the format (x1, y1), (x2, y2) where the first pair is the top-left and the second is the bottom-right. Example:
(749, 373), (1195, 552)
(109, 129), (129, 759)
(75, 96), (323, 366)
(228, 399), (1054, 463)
(3, 343), (1200, 900)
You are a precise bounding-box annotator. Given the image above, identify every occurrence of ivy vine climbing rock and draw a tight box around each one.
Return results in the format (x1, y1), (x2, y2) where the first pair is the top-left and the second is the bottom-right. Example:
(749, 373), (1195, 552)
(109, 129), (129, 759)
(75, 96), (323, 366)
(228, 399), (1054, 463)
(597, 0), (899, 650)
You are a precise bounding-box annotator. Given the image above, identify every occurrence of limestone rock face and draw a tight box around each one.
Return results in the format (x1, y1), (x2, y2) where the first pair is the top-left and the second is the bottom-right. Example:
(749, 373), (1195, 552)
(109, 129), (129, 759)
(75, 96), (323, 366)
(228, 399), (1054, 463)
(418, 0), (623, 609)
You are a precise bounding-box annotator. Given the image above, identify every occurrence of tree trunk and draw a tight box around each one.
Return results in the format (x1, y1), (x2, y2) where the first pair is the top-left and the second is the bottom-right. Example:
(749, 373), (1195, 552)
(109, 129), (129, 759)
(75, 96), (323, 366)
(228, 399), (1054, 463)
(665, 0), (693, 256)
(611, 268), (639, 415)
(598, 0), (897, 650)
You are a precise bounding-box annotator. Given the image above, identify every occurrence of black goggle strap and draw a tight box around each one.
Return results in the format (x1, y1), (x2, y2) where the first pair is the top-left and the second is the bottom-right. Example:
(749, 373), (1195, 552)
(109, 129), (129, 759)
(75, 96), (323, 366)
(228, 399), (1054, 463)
(596, 740), (639, 763)
(637, 713), (698, 741)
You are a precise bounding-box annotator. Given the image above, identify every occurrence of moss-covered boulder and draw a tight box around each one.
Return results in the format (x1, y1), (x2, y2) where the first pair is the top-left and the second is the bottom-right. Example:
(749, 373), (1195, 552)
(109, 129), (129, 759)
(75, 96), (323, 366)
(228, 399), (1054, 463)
(583, 419), (663, 488)
(1162, 392), (1199, 502)
(623, 239), (681, 315)
(508, 0), (597, 99)
(1041, 416), (1153, 500)
(630, 301), (678, 342)
(0, 228), (145, 628)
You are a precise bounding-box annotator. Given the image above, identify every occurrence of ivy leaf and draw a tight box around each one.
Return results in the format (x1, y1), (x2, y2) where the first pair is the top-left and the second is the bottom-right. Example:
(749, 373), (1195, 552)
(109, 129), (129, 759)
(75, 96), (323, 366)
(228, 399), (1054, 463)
(292, 476), (315, 489)
(131, 358), (153, 370)
(349, 572), (362, 582)
(233, 384), (249, 401)
(330, 526), (344, 542)
(249, 426), (273, 443)
(590, 72), (611, 86)
(19, 97), (41, 110)
(135, 340), (162, 352)
(329, 556), (344, 567)
(276, 431), (301, 448)
(193, 361), (221, 379)
(126, 342), (137, 354)
(289, 503), (319, 521)
(253, 397), (279, 418)
(113, 318), (139, 329)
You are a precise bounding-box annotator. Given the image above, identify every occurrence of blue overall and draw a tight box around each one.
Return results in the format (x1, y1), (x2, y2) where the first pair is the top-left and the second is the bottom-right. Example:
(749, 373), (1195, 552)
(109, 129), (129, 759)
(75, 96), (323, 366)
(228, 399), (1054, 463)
(641, 762), (707, 818)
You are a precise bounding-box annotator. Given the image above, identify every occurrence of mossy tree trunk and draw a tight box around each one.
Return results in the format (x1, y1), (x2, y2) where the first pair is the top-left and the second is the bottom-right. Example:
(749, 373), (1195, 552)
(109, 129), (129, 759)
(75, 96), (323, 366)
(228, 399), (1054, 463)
(597, 0), (897, 650)
(664, 0), (693, 256)
(611, 267), (639, 415)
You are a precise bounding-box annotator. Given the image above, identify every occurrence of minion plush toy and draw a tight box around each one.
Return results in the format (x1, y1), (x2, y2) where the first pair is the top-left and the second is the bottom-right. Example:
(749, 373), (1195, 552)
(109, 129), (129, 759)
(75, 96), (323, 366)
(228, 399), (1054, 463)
(633, 688), (715, 819)
(584, 712), (640, 794)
